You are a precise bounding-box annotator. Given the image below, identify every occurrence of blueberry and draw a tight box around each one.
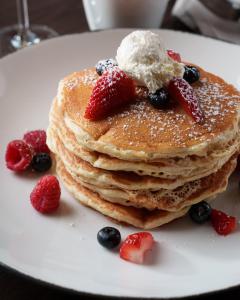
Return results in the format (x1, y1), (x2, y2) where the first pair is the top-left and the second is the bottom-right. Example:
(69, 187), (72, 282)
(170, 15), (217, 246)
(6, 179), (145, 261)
(148, 88), (170, 109)
(32, 153), (52, 172)
(96, 59), (118, 76)
(183, 65), (200, 84)
(97, 227), (121, 249)
(189, 201), (212, 224)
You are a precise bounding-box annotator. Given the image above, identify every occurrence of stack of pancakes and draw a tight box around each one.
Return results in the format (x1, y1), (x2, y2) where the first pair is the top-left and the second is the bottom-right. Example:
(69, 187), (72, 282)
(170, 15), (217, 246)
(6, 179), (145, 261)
(47, 67), (240, 229)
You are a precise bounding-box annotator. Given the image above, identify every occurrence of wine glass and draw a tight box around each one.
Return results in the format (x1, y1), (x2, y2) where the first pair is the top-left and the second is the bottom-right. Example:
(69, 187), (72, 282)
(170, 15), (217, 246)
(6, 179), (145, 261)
(0, 0), (58, 57)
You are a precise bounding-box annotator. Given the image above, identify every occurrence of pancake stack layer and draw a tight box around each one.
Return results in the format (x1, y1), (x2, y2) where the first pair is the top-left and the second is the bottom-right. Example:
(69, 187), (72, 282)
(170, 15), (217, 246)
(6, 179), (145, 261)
(47, 67), (240, 229)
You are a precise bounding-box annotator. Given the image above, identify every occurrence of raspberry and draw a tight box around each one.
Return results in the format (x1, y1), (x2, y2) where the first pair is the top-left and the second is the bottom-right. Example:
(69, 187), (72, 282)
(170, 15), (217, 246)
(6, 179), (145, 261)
(211, 209), (237, 236)
(84, 68), (135, 120)
(167, 78), (204, 123)
(119, 232), (154, 264)
(23, 130), (50, 154)
(5, 140), (33, 171)
(30, 175), (61, 214)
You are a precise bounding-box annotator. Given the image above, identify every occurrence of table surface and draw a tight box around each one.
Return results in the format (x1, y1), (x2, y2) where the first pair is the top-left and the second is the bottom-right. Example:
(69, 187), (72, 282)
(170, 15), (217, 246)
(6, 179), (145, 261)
(0, 0), (240, 299)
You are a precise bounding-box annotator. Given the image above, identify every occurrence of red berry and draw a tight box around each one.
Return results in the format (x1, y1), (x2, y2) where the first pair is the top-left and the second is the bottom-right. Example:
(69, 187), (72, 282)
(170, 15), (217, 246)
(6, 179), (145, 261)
(23, 130), (50, 154)
(5, 140), (33, 172)
(30, 175), (61, 214)
(211, 209), (237, 236)
(168, 78), (204, 123)
(167, 49), (181, 62)
(84, 68), (135, 120)
(119, 232), (154, 264)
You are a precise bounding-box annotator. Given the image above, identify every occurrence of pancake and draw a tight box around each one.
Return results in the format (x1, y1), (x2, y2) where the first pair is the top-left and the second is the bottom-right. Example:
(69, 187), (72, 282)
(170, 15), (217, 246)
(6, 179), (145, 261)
(47, 122), (239, 193)
(56, 158), (189, 229)
(58, 67), (240, 161)
(49, 97), (240, 180)
(76, 154), (236, 211)
(47, 62), (240, 229)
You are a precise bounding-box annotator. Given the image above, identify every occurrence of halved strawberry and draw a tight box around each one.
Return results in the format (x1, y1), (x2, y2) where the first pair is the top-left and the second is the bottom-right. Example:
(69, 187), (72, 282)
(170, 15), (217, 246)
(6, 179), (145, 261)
(167, 78), (204, 123)
(84, 68), (135, 120)
(167, 49), (181, 62)
(211, 209), (237, 236)
(119, 232), (154, 264)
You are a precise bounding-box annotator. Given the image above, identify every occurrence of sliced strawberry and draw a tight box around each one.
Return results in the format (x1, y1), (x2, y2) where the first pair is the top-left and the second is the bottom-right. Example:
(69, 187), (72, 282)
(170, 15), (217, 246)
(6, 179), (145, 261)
(211, 209), (237, 236)
(167, 49), (181, 62)
(84, 68), (135, 120)
(167, 78), (204, 123)
(119, 232), (154, 264)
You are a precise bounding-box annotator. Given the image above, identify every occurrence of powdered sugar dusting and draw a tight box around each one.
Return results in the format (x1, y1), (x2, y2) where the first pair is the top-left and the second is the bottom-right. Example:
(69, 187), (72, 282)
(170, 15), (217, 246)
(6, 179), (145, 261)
(65, 69), (98, 90)
(115, 76), (240, 147)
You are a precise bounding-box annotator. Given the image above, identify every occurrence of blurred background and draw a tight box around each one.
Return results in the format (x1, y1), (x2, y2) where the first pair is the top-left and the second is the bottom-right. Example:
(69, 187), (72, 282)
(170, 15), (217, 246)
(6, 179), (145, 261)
(0, 0), (240, 57)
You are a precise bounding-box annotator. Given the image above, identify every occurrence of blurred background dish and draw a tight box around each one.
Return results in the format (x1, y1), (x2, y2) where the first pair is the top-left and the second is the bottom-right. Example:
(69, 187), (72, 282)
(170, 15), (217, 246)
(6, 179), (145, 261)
(173, 0), (240, 44)
(82, 0), (169, 30)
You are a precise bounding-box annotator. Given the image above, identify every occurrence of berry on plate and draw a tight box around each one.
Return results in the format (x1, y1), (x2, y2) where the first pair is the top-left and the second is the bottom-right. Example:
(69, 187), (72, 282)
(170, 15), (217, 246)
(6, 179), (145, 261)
(211, 209), (237, 236)
(30, 175), (61, 214)
(167, 49), (181, 62)
(23, 130), (50, 154)
(183, 65), (200, 84)
(189, 201), (212, 224)
(167, 78), (204, 123)
(97, 227), (121, 249)
(84, 68), (135, 120)
(148, 88), (169, 109)
(5, 140), (33, 172)
(96, 58), (118, 76)
(31, 153), (52, 172)
(119, 232), (154, 264)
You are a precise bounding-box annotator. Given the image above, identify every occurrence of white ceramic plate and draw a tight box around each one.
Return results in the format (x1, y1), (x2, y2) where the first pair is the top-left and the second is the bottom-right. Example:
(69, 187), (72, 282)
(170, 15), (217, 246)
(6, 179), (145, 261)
(1, 29), (240, 299)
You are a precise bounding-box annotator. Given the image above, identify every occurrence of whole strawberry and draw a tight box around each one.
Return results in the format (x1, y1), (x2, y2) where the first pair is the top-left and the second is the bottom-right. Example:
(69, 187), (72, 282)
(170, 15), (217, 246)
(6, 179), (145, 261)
(84, 68), (135, 120)
(30, 175), (61, 214)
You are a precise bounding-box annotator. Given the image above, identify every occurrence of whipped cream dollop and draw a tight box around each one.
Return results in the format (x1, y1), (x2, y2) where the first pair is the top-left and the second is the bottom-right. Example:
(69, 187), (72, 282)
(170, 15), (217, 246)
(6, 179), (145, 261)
(116, 31), (184, 93)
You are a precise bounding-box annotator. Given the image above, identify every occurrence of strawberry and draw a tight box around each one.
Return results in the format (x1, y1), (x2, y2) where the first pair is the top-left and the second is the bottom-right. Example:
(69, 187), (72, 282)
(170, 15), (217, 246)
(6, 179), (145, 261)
(5, 140), (33, 172)
(167, 49), (181, 62)
(211, 209), (237, 236)
(23, 130), (50, 154)
(167, 78), (204, 123)
(84, 68), (135, 120)
(30, 175), (61, 214)
(119, 232), (154, 264)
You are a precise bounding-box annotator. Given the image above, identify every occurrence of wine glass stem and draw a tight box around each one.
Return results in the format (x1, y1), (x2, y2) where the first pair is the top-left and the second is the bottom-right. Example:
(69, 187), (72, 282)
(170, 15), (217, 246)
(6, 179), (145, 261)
(17, 0), (30, 35)
(11, 0), (40, 49)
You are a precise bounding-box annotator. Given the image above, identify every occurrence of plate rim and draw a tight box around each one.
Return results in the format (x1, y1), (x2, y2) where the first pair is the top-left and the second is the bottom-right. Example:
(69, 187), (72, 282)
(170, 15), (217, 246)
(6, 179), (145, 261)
(1, 28), (240, 298)
(1, 260), (240, 299)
